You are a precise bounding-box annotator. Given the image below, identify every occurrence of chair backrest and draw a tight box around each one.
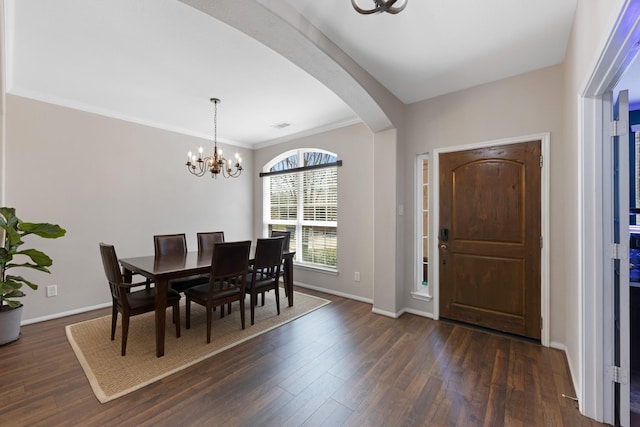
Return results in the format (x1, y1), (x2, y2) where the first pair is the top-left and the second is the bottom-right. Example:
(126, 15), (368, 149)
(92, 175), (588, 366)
(270, 230), (291, 253)
(253, 237), (285, 280)
(197, 231), (225, 255)
(154, 233), (187, 257)
(99, 243), (126, 304)
(208, 240), (251, 295)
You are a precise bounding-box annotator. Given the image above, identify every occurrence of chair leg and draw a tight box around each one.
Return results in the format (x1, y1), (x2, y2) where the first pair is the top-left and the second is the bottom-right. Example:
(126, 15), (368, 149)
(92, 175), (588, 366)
(275, 285), (280, 315)
(111, 305), (118, 341)
(174, 303), (181, 338)
(250, 292), (256, 325)
(206, 305), (212, 344)
(240, 297), (245, 330)
(186, 296), (191, 330)
(261, 292), (265, 306)
(121, 315), (130, 356)
(227, 302), (231, 314)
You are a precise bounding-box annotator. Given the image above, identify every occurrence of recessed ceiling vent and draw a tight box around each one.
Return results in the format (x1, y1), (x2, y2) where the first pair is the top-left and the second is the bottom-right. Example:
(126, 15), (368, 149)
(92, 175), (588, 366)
(272, 122), (291, 129)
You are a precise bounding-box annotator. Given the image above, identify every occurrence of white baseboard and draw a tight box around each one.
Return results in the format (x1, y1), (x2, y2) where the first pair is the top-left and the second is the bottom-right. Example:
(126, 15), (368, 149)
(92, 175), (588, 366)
(372, 307), (436, 319)
(371, 307), (401, 318)
(294, 282), (373, 304)
(402, 307), (435, 319)
(21, 302), (111, 325)
(549, 341), (580, 403)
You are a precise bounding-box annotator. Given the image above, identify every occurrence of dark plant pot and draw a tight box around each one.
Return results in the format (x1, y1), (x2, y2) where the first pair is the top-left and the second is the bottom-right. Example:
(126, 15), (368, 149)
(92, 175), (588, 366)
(0, 305), (23, 345)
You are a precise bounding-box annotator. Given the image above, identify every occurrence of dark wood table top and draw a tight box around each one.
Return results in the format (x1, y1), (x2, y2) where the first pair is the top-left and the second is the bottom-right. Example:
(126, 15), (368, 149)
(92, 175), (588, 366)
(120, 250), (296, 279)
(119, 252), (212, 279)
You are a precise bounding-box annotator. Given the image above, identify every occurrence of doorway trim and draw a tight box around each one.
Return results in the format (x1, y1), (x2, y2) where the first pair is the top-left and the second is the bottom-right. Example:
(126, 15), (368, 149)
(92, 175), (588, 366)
(431, 133), (550, 347)
(580, 1), (640, 423)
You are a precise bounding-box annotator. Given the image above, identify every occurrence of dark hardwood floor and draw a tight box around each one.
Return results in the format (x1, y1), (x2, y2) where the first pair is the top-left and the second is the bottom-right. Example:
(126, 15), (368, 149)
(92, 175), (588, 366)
(1, 288), (607, 426)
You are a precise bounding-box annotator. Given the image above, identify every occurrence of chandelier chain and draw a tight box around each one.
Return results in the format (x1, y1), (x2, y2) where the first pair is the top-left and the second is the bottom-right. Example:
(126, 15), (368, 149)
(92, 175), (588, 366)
(213, 98), (218, 150)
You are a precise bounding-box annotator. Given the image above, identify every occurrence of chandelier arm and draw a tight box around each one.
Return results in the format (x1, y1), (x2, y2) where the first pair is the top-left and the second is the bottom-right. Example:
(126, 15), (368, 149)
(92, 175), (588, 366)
(187, 161), (206, 177)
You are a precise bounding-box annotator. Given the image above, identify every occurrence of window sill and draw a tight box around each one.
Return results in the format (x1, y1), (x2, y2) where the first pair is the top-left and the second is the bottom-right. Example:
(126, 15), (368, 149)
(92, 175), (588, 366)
(293, 262), (339, 276)
(410, 291), (432, 302)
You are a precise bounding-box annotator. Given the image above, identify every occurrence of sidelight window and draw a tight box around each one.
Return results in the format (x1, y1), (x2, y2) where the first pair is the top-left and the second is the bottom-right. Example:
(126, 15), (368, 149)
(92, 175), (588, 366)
(413, 154), (431, 299)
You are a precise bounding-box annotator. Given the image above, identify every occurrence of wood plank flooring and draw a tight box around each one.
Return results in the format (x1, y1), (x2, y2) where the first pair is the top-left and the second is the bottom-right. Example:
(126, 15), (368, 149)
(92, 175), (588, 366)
(0, 288), (607, 426)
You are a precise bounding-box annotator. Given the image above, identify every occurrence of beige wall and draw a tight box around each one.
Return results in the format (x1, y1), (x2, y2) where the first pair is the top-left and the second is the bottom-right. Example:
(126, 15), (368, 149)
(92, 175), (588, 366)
(6, 95), (253, 321)
(253, 123), (375, 302)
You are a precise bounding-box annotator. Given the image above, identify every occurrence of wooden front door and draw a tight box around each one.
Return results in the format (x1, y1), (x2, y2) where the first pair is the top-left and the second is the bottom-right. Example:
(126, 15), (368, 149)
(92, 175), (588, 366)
(439, 141), (542, 339)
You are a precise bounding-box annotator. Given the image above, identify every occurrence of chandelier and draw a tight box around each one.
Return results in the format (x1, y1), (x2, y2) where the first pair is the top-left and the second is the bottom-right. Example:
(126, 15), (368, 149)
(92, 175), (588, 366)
(351, 0), (408, 14)
(186, 98), (242, 178)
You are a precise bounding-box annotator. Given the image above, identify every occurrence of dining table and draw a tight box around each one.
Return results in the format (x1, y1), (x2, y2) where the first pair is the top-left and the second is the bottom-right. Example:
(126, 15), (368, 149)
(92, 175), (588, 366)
(119, 249), (295, 357)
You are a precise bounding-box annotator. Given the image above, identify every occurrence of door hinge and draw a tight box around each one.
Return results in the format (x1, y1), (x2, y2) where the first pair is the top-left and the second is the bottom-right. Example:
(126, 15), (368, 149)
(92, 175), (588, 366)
(608, 365), (629, 384)
(611, 243), (628, 260)
(540, 236), (543, 249)
(539, 155), (543, 168)
(611, 120), (628, 137)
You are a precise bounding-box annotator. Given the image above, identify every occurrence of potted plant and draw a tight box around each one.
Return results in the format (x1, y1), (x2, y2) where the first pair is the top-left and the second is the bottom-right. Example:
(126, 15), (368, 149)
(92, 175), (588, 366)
(0, 207), (66, 345)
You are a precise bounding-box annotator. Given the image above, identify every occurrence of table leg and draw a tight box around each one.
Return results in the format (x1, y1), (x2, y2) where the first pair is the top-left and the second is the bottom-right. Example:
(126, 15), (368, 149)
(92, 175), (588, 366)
(284, 257), (294, 307)
(155, 278), (168, 357)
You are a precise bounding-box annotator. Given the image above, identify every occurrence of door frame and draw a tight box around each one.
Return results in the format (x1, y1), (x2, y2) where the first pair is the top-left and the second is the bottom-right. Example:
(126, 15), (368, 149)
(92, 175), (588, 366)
(432, 133), (550, 347)
(580, 1), (640, 423)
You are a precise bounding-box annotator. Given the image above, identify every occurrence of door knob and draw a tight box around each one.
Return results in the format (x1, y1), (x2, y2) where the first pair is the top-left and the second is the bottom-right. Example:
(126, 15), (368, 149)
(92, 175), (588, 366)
(439, 243), (448, 251)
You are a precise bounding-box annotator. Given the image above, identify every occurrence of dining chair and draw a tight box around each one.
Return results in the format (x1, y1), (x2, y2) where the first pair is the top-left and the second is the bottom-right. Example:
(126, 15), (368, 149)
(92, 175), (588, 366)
(197, 231), (225, 256)
(185, 240), (251, 343)
(197, 231), (227, 312)
(270, 230), (291, 252)
(269, 230), (291, 299)
(99, 243), (181, 356)
(245, 236), (285, 325)
(153, 233), (208, 293)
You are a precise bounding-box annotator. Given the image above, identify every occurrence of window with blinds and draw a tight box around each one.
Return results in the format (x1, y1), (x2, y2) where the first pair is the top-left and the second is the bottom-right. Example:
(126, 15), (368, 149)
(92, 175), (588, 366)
(264, 149), (339, 269)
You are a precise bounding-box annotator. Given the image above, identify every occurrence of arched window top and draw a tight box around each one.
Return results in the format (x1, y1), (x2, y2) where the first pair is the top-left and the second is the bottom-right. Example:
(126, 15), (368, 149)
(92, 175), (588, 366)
(265, 148), (338, 174)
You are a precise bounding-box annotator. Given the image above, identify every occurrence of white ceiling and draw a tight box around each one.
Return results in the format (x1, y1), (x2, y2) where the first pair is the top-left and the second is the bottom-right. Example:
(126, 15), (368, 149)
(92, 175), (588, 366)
(285, 0), (577, 104)
(10, 0), (635, 149)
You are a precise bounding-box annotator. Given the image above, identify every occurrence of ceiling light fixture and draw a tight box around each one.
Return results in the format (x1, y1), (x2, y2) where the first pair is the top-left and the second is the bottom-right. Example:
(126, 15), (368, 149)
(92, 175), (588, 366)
(186, 98), (242, 179)
(351, 0), (407, 15)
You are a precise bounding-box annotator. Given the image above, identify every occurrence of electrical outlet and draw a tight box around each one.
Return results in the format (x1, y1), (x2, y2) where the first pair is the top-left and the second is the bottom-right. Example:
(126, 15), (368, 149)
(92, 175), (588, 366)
(354, 272), (361, 282)
(46, 285), (57, 297)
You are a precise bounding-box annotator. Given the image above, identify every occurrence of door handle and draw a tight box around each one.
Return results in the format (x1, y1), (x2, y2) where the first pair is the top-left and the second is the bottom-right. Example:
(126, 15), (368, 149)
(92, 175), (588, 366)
(439, 243), (448, 251)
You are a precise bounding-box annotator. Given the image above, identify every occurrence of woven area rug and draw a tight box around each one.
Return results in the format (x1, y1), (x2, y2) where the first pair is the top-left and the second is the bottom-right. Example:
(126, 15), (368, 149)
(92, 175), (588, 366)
(66, 289), (330, 403)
